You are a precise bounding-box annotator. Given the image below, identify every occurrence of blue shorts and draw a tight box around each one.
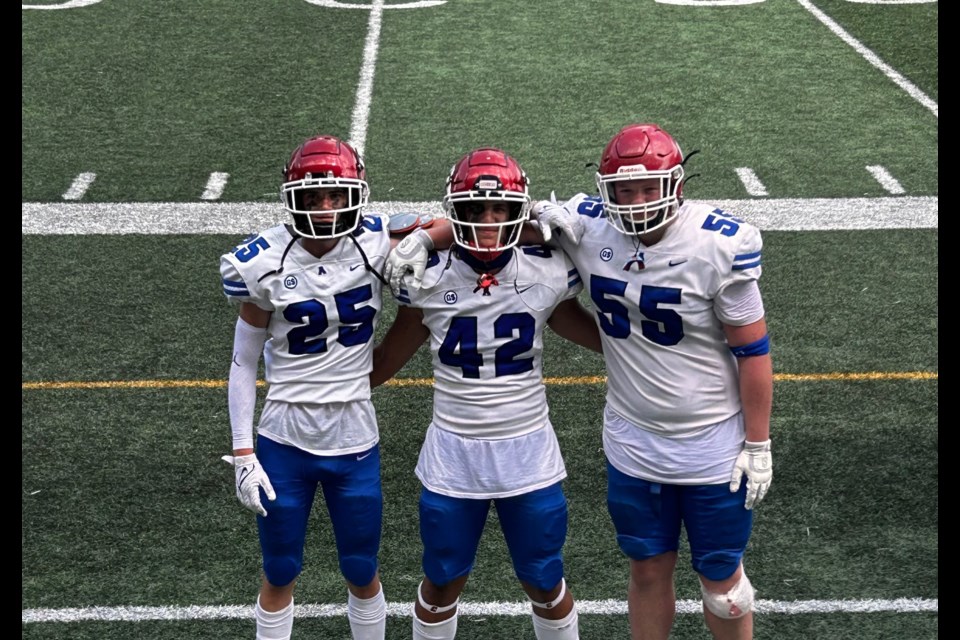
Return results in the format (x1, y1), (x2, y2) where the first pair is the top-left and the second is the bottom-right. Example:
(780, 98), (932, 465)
(606, 462), (752, 581)
(419, 483), (568, 591)
(255, 436), (382, 587)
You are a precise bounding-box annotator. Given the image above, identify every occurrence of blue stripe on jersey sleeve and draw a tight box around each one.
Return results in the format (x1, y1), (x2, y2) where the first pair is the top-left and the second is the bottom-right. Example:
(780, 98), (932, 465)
(222, 278), (250, 297)
(732, 250), (762, 271)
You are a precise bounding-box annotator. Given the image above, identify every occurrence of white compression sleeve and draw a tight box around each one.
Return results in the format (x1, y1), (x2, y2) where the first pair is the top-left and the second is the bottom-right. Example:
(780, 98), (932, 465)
(229, 317), (266, 450)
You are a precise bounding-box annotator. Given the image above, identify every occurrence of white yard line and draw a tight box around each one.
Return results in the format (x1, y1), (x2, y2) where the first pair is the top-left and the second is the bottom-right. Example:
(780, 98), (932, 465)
(347, 0), (385, 158)
(21, 197), (938, 235)
(22, 597), (938, 623)
(796, 0), (938, 118)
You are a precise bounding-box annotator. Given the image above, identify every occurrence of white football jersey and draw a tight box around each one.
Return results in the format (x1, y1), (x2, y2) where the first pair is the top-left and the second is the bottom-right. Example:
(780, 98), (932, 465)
(398, 246), (582, 440)
(396, 245), (582, 498)
(219, 215), (390, 405)
(559, 195), (765, 437)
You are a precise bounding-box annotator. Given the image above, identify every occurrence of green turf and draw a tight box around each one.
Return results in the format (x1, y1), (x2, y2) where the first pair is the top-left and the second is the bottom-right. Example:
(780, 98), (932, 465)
(22, 0), (937, 637)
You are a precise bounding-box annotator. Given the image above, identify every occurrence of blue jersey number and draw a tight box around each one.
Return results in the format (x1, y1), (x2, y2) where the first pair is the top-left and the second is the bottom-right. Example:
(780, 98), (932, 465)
(233, 236), (270, 263)
(590, 275), (683, 346)
(283, 284), (376, 355)
(701, 208), (744, 237)
(576, 196), (604, 218)
(438, 313), (535, 378)
(358, 217), (384, 233)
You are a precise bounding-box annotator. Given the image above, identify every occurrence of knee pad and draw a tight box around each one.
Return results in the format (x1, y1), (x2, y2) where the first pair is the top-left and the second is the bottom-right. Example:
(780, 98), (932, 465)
(701, 571), (754, 619)
(339, 553), (378, 588)
(263, 555), (301, 588)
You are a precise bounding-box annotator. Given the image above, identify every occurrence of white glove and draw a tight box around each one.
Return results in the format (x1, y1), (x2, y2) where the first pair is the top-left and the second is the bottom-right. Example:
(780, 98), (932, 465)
(385, 228), (434, 294)
(729, 440), (772, 510)
(222, 453), (276, 517)
(533, 200), (583, 245)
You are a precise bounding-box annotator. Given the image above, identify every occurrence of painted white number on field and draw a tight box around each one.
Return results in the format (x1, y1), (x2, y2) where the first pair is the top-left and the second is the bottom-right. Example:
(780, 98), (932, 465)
(23, 0), (103, 8)
(304, 0), (447, 8)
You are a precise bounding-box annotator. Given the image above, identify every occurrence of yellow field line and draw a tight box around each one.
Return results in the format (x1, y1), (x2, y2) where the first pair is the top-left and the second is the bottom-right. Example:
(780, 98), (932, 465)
(20, 371), (938, 391)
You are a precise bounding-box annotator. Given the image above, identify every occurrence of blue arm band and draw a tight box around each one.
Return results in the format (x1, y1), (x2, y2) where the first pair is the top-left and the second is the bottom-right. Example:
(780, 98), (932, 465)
(729, 334), (770, 358)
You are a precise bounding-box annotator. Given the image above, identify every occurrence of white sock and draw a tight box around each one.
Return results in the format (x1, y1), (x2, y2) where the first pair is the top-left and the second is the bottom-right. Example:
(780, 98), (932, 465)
(412, 611), (458, 640)
(255, 596), (293, 640)
(532, 604), (579, 640)
(348, 586), (387, 640)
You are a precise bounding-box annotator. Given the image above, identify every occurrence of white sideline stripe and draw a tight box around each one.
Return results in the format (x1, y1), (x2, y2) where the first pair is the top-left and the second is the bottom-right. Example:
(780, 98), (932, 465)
(347, 0), (384, 158)
(200, 172), (230, 201)
(735, 168), (769, 196)
(22, 0), (105, 9)
(21, 597), (938, 623)
(61, 173), (96, 201)
(797, 0), (938, 118)
(866, 165), (906, 195)
(20, 197), (938, 235)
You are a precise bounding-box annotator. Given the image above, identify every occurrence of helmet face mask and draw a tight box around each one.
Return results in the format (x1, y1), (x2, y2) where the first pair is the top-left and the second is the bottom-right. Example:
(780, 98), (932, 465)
(281, 136), (369, 239)
(596, 124), (685, 236)
(442, 148), (531, 261)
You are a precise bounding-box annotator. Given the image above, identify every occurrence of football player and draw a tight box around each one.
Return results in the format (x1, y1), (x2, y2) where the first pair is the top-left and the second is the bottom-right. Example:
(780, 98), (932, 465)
(533, 124), (771, 640)
(219, 134), (447, 640)
(371, 148), (601, 640)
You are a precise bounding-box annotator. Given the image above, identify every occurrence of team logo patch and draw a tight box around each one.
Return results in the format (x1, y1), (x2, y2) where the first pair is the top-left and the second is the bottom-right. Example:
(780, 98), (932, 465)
(473, 273), (500, 296)
(284, 275), (298, 289)
(600, 247), (614, 262)
(623, 250), (645, 272)
(444, 291), (458, 304)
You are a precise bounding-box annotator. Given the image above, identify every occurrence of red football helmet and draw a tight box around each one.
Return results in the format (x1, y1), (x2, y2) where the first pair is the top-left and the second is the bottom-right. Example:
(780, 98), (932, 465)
(442, 148), (531, 260)
(281, 135), (369, 239)
(596, 124), (685, 235)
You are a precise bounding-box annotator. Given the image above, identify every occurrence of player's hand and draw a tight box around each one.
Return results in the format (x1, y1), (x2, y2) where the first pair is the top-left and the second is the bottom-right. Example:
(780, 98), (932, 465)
(386, 228), (434, 294)
(222, 453), (276, 517)
(533, 199), (583, 245)
(729, 440), (772, 510)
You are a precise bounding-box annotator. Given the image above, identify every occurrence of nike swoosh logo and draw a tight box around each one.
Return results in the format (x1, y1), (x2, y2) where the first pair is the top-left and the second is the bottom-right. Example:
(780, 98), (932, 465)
(668, 259), (688, 267)
(357, 451), (373, 461)
(516, 284), (535, 294)
(238, 466), (253, 488)
(349, 264), (364, 271)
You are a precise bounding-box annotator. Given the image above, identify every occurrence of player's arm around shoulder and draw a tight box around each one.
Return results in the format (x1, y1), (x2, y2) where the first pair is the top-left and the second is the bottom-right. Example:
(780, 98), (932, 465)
(383, 214), (453, 292)
(525, 192), (596, 246)
(386, 212), (453, 250)
(370, 305), (429, 388)
(547, 297), (602, 354)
